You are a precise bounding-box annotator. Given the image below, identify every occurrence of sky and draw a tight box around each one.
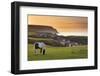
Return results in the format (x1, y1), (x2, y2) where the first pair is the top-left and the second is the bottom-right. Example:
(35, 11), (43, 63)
(28, 15), (88, 36)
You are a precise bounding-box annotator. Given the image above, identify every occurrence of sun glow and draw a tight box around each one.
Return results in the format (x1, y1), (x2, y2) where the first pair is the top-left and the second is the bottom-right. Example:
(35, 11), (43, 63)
(28, 15), (88, 36)
(57, 32), (87, 36)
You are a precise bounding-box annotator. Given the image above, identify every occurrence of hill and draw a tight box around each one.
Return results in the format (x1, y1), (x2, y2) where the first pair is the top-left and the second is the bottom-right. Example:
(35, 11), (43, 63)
(64, 36), (88, 45)
(28, 25), (58, 34)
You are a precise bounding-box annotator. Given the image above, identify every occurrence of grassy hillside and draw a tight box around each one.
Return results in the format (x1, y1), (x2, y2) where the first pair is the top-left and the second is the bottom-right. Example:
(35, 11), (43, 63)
(64, 36), (88, 45)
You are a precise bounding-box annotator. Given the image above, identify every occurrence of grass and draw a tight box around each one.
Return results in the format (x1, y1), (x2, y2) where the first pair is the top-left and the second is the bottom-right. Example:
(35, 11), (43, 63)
(28, 44), (88, 61)
(28, 32), (37, 35)
(28, 37), (53, 41)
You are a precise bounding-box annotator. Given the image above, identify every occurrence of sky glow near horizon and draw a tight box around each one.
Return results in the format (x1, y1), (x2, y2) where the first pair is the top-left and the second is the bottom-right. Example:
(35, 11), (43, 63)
(28, 15), (88, 36)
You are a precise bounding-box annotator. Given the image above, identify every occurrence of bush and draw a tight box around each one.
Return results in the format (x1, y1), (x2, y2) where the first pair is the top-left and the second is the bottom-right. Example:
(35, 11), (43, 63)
(28, 38), (63, 47)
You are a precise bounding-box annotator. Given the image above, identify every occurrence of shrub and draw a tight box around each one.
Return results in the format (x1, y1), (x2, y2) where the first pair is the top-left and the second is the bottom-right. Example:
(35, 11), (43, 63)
(28, 38), (63, 47)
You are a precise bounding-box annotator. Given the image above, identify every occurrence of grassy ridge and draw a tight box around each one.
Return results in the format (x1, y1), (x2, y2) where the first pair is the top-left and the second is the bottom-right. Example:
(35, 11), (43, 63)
(28, 44), (88, 61)
(28, 37), (53, 41)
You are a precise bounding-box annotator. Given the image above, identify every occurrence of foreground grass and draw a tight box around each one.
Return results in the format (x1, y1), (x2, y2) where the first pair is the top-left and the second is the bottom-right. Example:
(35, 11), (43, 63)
(28, 44), (88, 61)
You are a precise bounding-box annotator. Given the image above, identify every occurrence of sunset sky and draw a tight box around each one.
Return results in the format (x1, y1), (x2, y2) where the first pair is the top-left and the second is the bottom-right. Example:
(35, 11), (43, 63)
(28, 15), (88, 36)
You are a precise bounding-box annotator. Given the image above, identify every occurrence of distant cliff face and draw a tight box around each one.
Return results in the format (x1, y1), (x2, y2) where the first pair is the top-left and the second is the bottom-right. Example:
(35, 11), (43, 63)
(28, 25), (58, 34)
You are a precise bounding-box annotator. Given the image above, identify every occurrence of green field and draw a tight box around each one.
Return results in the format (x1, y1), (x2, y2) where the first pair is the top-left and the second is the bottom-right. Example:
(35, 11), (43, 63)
(28, 44), (88, 61)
